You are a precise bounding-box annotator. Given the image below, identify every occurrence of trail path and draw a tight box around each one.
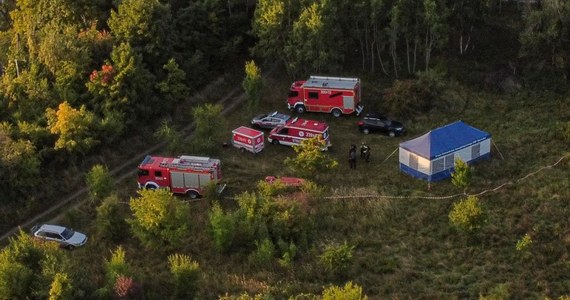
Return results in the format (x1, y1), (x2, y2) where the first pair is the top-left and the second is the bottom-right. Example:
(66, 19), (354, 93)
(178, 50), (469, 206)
(0, 81), (247, 244)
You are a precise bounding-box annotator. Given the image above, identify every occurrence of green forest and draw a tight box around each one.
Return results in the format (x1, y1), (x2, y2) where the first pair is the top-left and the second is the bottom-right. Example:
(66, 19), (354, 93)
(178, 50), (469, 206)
(0, 0), (569, 299)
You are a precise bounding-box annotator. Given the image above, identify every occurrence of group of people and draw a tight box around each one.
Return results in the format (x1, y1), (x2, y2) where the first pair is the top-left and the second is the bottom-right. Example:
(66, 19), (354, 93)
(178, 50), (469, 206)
(348, 142), (370, 169)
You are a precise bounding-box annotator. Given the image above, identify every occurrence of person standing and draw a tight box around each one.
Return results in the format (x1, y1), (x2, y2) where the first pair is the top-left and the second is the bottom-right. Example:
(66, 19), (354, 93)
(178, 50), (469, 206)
(360, 142), (371, 162)
(349, 144), (357, 169)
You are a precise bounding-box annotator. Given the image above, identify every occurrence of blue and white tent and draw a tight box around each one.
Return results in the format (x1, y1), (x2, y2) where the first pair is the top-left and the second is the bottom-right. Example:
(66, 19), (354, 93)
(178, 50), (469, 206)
(399, 121), (491, 181)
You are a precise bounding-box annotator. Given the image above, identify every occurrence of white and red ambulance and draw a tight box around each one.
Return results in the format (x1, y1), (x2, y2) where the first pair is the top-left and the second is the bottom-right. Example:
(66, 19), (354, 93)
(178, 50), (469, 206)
(267, 117), (331, 150)
(232, 126), (264, 154)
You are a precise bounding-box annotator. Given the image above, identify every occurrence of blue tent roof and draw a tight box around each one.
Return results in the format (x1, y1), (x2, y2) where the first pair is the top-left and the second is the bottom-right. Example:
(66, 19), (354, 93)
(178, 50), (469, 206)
(399, 121), (490, 160)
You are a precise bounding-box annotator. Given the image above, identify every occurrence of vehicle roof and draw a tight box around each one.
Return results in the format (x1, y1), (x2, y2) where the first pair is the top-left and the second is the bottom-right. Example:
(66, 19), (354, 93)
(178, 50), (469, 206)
(363, 113), (388, 119)
(139, 155), (220, 170)
(285, 118), (329, 131)
(302, 76), (359, 90)
(37, 224), (67, 234)
(271, 112), (291, 120)
(233, 126), (264, 138)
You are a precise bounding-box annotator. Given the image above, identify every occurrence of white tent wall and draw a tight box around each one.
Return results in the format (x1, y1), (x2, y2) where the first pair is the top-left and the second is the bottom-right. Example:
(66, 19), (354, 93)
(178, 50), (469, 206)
(399, 147), (432, 175)
(400, 138), (492, 178)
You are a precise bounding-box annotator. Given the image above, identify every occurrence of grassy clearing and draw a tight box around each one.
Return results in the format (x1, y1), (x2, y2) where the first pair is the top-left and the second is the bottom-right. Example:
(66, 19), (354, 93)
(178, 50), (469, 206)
(58, 63), (570, 299)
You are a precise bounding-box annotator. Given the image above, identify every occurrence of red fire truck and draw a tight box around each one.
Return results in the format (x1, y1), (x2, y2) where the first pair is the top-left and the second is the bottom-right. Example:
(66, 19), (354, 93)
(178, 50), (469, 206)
(267, 117), (331, 150)
(137, 155), (224, 199)
(287, 76), (363, 117)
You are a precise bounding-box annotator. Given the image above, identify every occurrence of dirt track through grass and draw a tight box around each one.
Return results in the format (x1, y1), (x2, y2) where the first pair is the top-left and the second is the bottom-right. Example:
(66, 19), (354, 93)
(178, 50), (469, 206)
(0, 80), (246, 244)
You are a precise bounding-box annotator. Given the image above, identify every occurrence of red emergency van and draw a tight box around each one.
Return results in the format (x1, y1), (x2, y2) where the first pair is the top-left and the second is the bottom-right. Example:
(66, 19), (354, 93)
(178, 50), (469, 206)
(232, 126), (264, 154)
(267, 117), (331, 150)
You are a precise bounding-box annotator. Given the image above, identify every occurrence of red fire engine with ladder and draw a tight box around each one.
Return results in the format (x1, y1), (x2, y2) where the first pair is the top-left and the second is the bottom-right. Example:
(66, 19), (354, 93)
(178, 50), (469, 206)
(137, 155), (225, 199)
(287, 76), (364, 117)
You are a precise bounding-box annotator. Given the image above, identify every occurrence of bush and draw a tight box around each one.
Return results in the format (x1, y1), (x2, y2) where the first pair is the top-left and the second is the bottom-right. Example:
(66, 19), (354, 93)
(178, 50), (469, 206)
(515, 233), (533, 252)
(277, 239), (297, 268)
(382, 70), (445, 119)
(95, 194), (128, 244)
(449, 196), (485, 233)
(451, 158), (472, 190)
(86, 164), (114, 202)
(321, 282), (368, 300)
(208, 203), (235, 252)
(127, 189), (190, 249)
(248, 238), (275, 268)
(319, 241), (355, 275)
(105, 246), (129, 287)
(284, 136), (338, 178)
(168, 253), (200, 299)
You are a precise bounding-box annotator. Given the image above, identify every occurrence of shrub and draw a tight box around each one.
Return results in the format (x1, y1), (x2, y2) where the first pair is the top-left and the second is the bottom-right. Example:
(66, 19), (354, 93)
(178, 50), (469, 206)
(113, 275), (141, 299)
(382, 70), (445, 119)
(321, 282), (368, 300)
(449, 196), (485, 233)
(243, 60), (262, 113)
(154, 120), (184, 154)
(86, 164), (114, 202)
(95, 194), (128, 243)
(451, 158), (472, 190)
(127, 189), (190, 249)
(48, 272), (72, 300)
(515, 233), (533, 252)
(248, 238), (275, 268)
(208, 203), (235, 252)
(105, 246), (129, 287)
(277, 239), (297, 268)
(168, 253), (200, 299)
(319, 241), (355, 275)
(257, 179), (287, 199)
(284, 136), (338, 178)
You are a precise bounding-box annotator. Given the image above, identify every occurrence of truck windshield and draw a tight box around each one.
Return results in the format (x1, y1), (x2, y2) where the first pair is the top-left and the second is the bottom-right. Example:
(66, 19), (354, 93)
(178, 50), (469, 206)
(288, 91), (299, 97)
(137, 169), (149, 177)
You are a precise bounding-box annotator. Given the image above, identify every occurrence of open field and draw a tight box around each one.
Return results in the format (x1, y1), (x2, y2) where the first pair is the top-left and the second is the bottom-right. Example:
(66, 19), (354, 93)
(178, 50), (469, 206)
(54, 68), (570, 299)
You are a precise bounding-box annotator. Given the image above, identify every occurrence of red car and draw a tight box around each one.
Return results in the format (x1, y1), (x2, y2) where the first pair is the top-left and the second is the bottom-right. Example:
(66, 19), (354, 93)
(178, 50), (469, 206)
(264, 176), (305, 187)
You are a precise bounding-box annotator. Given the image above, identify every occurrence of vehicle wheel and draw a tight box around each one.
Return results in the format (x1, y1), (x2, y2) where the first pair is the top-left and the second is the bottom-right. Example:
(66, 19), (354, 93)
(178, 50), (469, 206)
(66, 244), (75, 250)
(389, 131), (396, 137)
(332, 109), (342, 118)
(363, 128), (370, 134)
(240, 147), (246, 153)
(295, 105), (305, 114)
(187, 191), (199, 199)
(272, 139), (280, 145)
(145, 184), (157, 190)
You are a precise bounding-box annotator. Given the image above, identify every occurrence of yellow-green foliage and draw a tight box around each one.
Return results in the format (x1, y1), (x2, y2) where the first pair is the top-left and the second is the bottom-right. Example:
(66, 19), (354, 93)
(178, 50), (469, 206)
(243, 60), (262, 111)
(285, 136), (338, 177)
(319, 241), (355, 275)
(168, 253), (200, 298)
(46, 101), (98, 153)
(257, 179), (287, 198)
(209, 203), (236, 252)
(127, 189), (190, 248)
(451, 158), (472, 190)
(86, 164), (114, 201)
(0, 231), (68, 300)
(105, 246), (129, 287)
(321, 282), (368, 300)
(515, 233), (533, 252)
(48, 272), (72, 300)
(449, 196), (485, 232)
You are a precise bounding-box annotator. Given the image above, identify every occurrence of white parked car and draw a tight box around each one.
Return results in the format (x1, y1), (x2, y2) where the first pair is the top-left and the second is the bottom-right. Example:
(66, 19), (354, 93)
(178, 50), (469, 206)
(31, 224), (88, 249)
